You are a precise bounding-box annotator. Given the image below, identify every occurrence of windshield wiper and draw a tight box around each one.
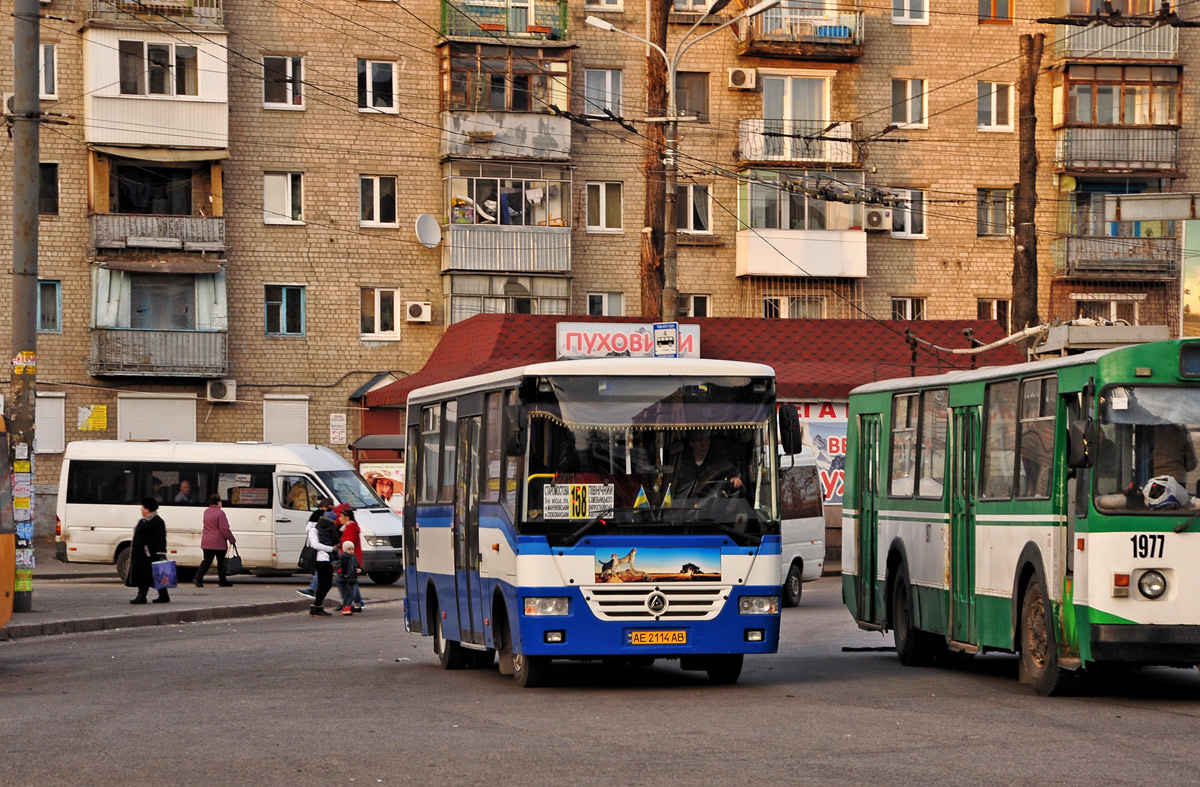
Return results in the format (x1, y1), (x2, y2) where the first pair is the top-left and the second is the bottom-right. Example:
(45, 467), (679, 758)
(1174, 508), (1200, 534)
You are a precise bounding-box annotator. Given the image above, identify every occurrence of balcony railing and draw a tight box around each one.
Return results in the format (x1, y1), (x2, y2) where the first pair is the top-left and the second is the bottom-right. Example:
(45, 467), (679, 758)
(443, 225), (570, 273)
(89, 0), (223, 27)
(442, 0), (568, 40)
(735, 229), (866, 278)
(738, 2), (863, 60)
(1052, 23), (1177, 60)
(441, 111), (571, 160)
(1055, 127), (1179, 172)
(1051, 234), (1179, 279)
(89, 329), (229, 377)
(92, 214), (225, 252)
(737, 119), (857, 164)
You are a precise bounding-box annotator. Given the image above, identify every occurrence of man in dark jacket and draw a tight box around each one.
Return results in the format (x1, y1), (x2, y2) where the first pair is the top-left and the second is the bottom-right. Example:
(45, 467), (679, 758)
(127, 497), (169, 604)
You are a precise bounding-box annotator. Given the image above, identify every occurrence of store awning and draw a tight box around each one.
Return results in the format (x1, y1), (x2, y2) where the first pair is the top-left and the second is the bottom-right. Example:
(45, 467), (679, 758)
(350, 434), (406, 452)
(91, 145), (231, 163)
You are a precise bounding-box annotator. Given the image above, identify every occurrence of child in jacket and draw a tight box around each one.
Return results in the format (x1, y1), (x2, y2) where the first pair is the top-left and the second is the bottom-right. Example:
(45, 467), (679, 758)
(336, 541), (360, 616)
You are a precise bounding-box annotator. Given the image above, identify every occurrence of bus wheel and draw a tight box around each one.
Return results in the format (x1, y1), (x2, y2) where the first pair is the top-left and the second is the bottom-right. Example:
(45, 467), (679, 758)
(891, 565), (943, 667)
(115, 545), (131, 582)
(782, 562), (803, 607)
(512, 652), (548, 688)
(368, 571), (401, 585)
(705, 654), (743, 684)
(1020, 574), (1070, 696)
(433, 603), (468, 670)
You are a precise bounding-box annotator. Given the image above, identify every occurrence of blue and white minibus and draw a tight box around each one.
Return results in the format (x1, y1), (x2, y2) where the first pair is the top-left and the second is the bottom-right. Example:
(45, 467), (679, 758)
(402, 357), (802, 687)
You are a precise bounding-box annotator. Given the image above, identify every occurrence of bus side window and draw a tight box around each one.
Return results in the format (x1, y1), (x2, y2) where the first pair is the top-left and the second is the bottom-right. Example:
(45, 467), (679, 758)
(484, 392), (503, 503)
(981, 380), (1019, 499)
(889, 394), (918, 497)
(217, 464), (273, 508)
(279, 475), (319, 511)
(420, 405), (440, 504)
(69, 460), (139, 505)
(917, 389), (948, 499)
(1017, 376), (1057, 499)
(503, 389), (521, 514)
(440, 400), (458, 504)
(146, 463), (211, 505)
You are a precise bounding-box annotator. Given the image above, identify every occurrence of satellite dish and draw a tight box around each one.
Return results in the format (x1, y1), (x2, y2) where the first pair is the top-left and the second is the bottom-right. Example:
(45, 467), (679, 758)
(415, 213), (442, 249)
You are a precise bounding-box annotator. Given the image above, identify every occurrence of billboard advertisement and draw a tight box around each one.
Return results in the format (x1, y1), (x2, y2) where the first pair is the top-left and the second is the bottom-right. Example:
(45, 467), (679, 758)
(359, 462), (405, 513)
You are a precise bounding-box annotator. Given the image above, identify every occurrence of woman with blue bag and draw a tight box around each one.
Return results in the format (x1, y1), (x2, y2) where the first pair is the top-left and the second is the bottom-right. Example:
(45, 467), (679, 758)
(127, 497), (169, 604)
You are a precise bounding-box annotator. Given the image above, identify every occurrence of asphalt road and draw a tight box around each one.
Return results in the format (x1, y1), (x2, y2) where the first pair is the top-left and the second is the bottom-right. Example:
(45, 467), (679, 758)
(3, 577), (1200, 786)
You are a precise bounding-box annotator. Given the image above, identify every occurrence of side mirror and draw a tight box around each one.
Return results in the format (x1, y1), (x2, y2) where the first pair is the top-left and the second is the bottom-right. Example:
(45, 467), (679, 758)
(778, 404), (803, 455)
(1067, 419), (1095, 469)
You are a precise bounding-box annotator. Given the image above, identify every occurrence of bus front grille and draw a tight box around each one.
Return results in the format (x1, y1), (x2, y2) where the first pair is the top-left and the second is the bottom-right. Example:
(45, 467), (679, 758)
(582, 585), (729, 621)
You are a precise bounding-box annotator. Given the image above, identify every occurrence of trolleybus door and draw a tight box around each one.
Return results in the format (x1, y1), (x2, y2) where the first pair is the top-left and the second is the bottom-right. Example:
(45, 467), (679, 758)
(950, 406), (979, 644)
(857, 414), (882, 623)
(454, 415), (485, 645)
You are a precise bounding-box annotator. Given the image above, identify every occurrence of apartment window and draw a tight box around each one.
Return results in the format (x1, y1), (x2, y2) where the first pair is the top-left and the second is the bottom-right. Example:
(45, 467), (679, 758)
(131, 274), (196, 330)
(357, 59), (397, 113)
(892, 0), (928, 24)
(587, 292), (624, 316)
(674, 0), (707, 8)
(676, 183), (711, 233)
(976, 188), (1012, 236)
(584, 69), (622, 118)
(745, 169), (864, 231)
(35, 392), (66, 454)
(39, 163), (59, 215)
(40, 43), (57, 99)
(447, 274), (569, 324)
(38, 280), (61, 333)
(361, 287), (400, 339)
(1067, 0), (1157, 13)
(444, 43), (569, 114)
(446, 161), (571, 226)
(263, 56), (303, 108)
(586, 182), (623, 231)
(891, 188), (926, 237)
(1057, 64), (1179, 126)
(265, 285), (305, 336)
(680, 294), (710, 318)
(676, 71), (709, 122)
(979, 0), (1012, 22)
(263, 172), (304, 224)
(360, 175), (398, 227)
(891, 79), (927, 127)
(119, 40), (198, 96)
(892, 296), (926, 320)
(977, 298), (1011, 331)
(1076, 295), (1140, 324)
(764, 296), (825, 319)
(977, 82), (1013, 130)
(588, 0), (624, 9)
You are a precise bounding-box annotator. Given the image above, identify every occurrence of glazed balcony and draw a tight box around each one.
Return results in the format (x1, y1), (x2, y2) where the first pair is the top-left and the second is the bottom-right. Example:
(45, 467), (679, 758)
(1054, 127), (1179, 173)
(89, 329), (229, 377)
(1051, 233), (1179, 280)
(737, 119), (857, 165)
(737, 1), (863, 61)
(88, 0), (223, 27)
(442, 0), (568, 40)
(91, 214), (226, 253)
(443, 225), (570, 274)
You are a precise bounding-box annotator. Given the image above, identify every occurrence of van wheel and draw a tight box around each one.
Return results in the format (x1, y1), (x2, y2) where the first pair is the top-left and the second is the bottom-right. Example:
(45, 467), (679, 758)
(433, 601), (468, 670)
(782, 562), (803, 607)
(368, 570), (401, 585)
(115, 546), (131, 582)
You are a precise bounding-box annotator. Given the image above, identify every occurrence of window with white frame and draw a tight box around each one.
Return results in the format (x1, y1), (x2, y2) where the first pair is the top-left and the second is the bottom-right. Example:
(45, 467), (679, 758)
(976, 188), (1012, 236)
(40, 43), (57, 99)
(357, 59), (398, 113)
(891, 188), (926, 237)
(263, 172), (304, 224)
(361, 287), (400, 339)
(447, 274), (569, 324)
(360, 175), (398, 227)
(676, 183), (711, 233)
(584, 68), (622, 117)
(589, 0), (624, 8)
(674, 0), (707, 8)
(764, 295), (825, 319)
(35, 392), (66, 454)
(892, 296), (926, 320)
(977, 297), (1011, 331)
(263, 55), (303, 108)
(1075, 294), (1140, 324)
(119, 40), (199, 96)
(680, 294), (710, 317)
(743, 169), (865, 230)
(977, 81), (1012, 130)
(38, 279), (61, 333)
(586, 181), (623, 231)
(587, 292), (624, 316)
(265, 285), (305, 336)
(892, 0), (928, 23)
(891, 78), (927, 126)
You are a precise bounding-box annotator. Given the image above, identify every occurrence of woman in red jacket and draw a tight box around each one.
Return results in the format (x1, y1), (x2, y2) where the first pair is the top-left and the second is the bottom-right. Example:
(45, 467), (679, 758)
(196, 493), (237, 588)
(334, 504), (364, 612)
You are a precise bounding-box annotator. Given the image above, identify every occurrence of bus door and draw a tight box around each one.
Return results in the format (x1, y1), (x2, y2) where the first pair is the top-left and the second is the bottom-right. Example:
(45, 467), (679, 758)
(857, 414), (882, 623)
(949, 406), (979, 644)
(275, 473), (322, 569)
(454, 415), (485, 645)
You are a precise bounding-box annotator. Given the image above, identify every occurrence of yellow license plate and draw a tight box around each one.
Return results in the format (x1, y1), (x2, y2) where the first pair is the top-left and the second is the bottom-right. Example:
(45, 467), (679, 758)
(629, 630), (687, 646)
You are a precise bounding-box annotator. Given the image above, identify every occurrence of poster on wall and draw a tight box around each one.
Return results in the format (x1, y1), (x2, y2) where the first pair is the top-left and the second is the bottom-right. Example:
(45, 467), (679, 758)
(793, 400), (847, 506)
(360, 462), (405, 513)
(1183, 221), (1200, 337)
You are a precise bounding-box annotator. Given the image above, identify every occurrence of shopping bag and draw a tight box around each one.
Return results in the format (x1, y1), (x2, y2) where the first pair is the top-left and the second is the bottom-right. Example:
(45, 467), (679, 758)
(152, 559), (178, 589)
(298, 544), (317, 572)
(224, 545), (243, 576)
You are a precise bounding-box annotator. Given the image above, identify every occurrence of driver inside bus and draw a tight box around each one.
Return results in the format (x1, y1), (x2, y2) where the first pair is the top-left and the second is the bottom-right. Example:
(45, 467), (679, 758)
(673, 429), (743, 503)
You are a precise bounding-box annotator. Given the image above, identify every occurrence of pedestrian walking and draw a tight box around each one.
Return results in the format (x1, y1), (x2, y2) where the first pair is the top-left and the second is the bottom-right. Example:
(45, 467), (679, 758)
(336, 541), (361, 616)
(334, 503), (365, 612)
(298, 498), (334, 599)
(195, 493), (236, 588)
(307, 506), (339, 617)
(127, 497), (169, 604)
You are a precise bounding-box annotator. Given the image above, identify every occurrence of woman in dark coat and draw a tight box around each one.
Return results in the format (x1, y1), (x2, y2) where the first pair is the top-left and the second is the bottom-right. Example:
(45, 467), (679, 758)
(127, 497), (169, 604)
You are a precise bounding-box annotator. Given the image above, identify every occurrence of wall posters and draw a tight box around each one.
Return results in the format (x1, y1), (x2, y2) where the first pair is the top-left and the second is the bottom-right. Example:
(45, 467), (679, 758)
(793, 400), (848, 506)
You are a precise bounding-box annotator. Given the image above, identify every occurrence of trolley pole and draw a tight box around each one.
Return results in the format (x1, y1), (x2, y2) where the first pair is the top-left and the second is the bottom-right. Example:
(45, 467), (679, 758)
(10, 0), (41, 613)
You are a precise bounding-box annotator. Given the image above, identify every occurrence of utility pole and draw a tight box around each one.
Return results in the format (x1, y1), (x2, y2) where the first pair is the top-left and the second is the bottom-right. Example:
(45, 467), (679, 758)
(10, 0), (40, 613)
(640, 0), (669, 319)
(1011, 33), (1044, 336)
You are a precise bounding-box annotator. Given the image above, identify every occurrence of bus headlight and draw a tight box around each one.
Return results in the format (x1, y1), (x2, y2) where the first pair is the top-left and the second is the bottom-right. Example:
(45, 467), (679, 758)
(524, 597), (570, 616)
(738, 596), (779, 615)
(1137, 570), (1167, 599)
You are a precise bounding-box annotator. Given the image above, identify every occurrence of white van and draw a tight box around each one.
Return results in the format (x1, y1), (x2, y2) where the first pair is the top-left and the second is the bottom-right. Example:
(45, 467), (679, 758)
(54, 441), (404, 584)
(778, 448), (825, 606)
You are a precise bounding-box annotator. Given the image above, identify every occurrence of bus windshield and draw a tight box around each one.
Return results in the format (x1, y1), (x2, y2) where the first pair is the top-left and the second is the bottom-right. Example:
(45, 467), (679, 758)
(1095, 386), (1200, 513)
(521, 374), (779, 541)
(317, 470), (386, 509)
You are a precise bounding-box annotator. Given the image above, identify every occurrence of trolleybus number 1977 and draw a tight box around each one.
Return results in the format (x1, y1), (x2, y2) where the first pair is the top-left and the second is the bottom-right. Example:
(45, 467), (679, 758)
(1131, 533), (1165, 559)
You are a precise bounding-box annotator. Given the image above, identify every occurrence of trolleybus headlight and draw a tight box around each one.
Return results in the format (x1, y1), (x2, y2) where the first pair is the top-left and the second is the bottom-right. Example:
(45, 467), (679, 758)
(1137, 570), (1167, 599)
(524, 597), (570, 616)
(738, 596), (779, 615)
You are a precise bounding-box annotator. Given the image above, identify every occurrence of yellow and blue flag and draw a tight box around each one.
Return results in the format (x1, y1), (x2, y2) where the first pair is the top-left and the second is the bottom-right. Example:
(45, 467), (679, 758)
(634, 485), (649, 509)
(662, 484), (672, 509)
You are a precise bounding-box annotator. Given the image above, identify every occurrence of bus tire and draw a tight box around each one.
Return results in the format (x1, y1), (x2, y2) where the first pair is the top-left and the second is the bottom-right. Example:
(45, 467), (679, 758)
(512, 652), (548, 688)
(1020, 574), (1070, 696)
(782, 562), (803, 607)
(705, 654), (743, 684)
(433, 601), (468, 670)
(367, 570), (401, 585)
(891, 565), (943, 667)
(115, 545), (131, 582)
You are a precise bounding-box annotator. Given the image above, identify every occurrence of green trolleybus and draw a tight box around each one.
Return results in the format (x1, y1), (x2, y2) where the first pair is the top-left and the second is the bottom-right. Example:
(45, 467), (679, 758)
(843, 338), (1200, 695)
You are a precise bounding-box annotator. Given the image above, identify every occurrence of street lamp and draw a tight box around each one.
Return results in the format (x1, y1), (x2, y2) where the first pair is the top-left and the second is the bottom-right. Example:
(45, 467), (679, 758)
(586, 0), (780, 320)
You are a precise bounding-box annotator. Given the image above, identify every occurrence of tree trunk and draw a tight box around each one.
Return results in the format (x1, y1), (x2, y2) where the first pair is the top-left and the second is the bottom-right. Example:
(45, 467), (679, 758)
(640, 0), (669, 318)
(1011, 33), (1044, 336)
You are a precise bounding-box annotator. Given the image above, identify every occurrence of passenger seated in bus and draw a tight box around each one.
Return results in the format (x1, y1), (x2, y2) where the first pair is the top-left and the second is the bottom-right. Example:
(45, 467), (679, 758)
(1152, 424), (1196, 488)
(174, 479), (196, 504)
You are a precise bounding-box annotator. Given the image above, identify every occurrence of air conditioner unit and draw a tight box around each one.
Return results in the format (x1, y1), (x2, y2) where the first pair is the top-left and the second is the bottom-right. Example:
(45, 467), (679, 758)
(864, 207), (893, 231)
(206, 379), (237, 403)
(2, 93), (14, 118)
(727, 67), (757, 90)
(405, 301), (432, 323)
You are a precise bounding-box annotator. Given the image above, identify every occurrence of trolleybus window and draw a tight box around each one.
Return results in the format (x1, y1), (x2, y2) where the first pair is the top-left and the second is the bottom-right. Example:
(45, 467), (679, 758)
(889, 394), (917, 496)
(1017, 376), (1056, 499)
(917, 389), (948, 498)
(981, 379), (1019, 499)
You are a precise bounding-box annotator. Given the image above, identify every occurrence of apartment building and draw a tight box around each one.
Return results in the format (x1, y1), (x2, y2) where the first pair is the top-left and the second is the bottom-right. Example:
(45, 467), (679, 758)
(1, 0), (1190, 534)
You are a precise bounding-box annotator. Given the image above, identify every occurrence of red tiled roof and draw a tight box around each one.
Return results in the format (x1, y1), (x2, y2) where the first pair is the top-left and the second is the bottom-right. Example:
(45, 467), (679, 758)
(364, 314), (1023, 410)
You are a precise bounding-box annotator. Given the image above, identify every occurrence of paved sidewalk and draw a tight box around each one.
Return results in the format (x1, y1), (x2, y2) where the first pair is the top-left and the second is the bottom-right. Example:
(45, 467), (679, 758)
(1, 538), (404, 642)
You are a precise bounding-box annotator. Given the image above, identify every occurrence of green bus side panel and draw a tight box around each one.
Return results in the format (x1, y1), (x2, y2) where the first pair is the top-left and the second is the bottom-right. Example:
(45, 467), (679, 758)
(913, 583), (948, 637)
(975, 593), (1014, 650)
(1073, 604), (1138, 664)
(841, 572), (858, 615)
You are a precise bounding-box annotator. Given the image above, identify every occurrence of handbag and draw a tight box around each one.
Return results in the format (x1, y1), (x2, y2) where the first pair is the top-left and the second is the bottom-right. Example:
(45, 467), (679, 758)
(298, 543), (317, 572)
(152, 559), (178, 589)
(224, 545), (243, 576)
